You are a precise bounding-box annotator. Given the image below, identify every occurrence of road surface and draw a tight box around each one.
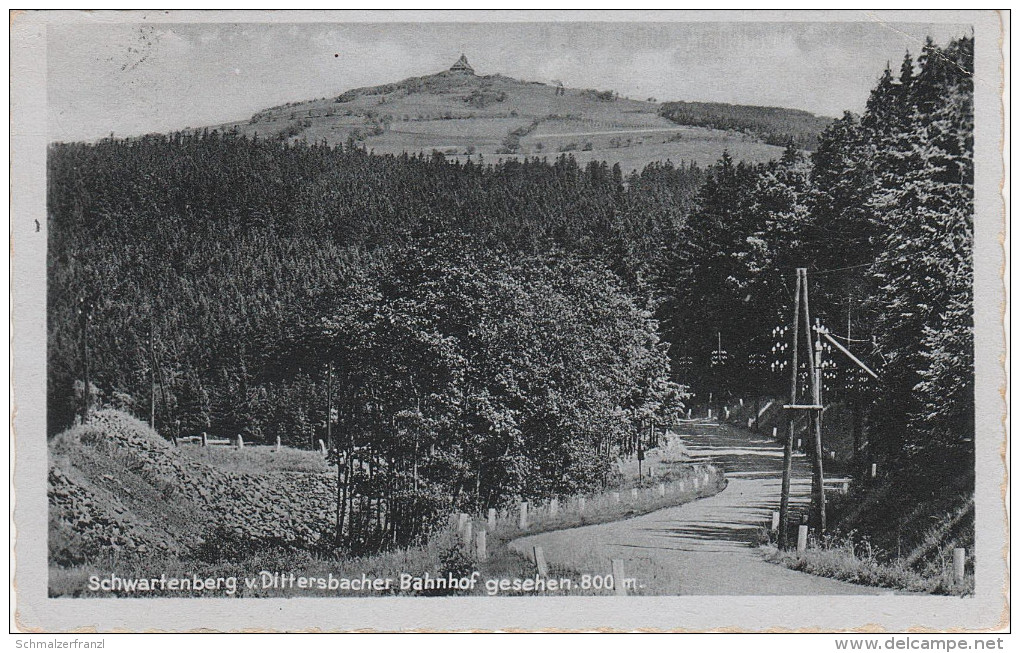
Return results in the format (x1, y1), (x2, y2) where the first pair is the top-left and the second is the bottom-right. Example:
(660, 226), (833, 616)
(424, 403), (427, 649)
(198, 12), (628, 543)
(509, 420), (883, 595)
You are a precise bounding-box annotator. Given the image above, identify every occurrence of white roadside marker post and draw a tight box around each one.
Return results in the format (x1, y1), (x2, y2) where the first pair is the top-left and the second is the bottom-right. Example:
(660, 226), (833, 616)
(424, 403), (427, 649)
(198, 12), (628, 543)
(797, 524), (808, 553)
(533, 546), (549, 577)
(611, 559), (627, 596)
(953, 548), (966, 582)
(476, 529), (487, 561)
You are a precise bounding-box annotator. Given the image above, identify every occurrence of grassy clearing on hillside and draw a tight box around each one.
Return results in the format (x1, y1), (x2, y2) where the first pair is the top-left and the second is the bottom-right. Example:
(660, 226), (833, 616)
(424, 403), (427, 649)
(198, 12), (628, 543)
(179, 445), (329, 475)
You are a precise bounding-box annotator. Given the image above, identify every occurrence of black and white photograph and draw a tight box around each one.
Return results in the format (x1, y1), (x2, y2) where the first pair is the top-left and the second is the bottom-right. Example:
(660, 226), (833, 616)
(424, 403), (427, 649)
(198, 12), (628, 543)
(10, 9), (1007, 634)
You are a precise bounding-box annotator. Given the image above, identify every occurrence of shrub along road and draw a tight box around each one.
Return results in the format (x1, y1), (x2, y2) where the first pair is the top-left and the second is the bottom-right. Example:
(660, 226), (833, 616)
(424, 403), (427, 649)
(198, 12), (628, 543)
(509, 420), (883, 595)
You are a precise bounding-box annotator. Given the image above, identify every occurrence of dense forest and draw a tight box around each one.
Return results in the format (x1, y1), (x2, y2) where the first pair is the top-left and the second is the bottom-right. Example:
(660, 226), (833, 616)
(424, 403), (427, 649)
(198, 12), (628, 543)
(658, 100), (835, 150)
(48, 35), (974, 555)
(664, 36), (974, 554)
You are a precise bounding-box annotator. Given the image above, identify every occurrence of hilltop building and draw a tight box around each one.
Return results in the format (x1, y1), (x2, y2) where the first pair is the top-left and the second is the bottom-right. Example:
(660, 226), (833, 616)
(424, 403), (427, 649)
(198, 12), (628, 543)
(449, 54), (475, 75)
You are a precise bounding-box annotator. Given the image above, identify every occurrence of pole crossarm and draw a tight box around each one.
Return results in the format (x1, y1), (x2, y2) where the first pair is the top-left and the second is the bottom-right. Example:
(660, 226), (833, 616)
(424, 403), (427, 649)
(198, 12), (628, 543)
(814, 325), (879, 380)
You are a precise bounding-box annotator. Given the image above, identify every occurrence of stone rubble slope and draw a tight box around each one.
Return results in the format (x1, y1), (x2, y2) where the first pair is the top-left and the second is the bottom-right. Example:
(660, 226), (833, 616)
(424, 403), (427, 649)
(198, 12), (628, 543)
(48, 410), (337, 566)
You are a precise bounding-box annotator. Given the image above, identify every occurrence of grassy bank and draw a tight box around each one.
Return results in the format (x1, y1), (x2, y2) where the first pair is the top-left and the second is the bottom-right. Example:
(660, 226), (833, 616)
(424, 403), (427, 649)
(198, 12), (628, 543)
(756, 528), (974, 596)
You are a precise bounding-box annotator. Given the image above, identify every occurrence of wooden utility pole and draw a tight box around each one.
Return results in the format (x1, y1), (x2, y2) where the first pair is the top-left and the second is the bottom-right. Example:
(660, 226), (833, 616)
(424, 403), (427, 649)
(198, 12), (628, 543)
(778, 271), (800, 549)
(800, 272), (826, 533)
(78, 297), (92, 423)
(636, 419), (644, 480)
(326, 360), (334, 450)
(149, 324), (156, 430)
(717, 330), (723, 418)
(813, 322), (879, 479)
(779, 268), (828, 543)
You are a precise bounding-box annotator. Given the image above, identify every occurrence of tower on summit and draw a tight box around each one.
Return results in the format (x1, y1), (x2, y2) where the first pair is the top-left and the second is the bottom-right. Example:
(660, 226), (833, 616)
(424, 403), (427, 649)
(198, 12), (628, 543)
(449, 54), (475, 75)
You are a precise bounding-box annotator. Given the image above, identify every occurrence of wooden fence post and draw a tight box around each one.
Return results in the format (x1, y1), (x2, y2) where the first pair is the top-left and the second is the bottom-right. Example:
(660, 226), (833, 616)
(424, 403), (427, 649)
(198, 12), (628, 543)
(275, 435), (281, 452)
(771, 511), (780, 531)
(201, 432), (208, 447)
(487, 508), (497, 529)
(797, 524), (808, 553)
(611, 559), (627, 596)
(533, 546), (549, 577)
(518, 502), (529, 530)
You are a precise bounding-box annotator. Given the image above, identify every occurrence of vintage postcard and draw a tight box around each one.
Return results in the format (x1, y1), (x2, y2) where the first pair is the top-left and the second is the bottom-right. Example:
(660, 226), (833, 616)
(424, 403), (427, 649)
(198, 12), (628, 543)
(10, 9), (1008, 633)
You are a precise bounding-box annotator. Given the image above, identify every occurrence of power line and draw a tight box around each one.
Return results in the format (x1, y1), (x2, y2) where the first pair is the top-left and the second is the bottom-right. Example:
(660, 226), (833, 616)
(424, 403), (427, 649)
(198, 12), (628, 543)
(828, 331), (873, 344)
(807, 261), (873, 276)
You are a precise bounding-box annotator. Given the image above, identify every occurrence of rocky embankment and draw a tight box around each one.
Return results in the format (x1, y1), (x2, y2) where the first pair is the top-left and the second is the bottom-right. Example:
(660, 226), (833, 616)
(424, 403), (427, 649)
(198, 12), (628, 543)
(48, 410), (337, 566)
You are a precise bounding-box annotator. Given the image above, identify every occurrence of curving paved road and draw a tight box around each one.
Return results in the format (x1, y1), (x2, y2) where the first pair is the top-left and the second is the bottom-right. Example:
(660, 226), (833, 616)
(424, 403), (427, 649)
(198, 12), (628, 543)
(510, 420), (883, 595)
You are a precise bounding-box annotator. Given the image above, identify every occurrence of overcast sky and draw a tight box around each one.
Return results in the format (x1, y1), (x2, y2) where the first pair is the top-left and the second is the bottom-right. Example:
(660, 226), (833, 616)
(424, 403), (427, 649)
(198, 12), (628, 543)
(47, 19), (971, 142)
